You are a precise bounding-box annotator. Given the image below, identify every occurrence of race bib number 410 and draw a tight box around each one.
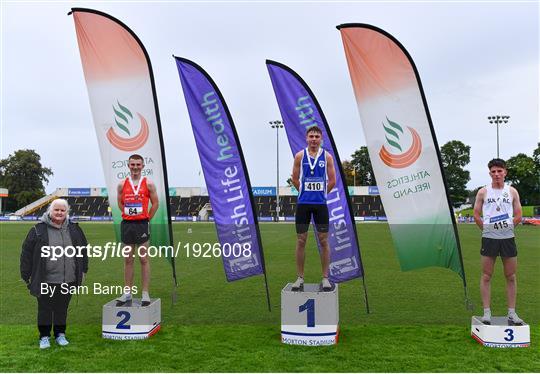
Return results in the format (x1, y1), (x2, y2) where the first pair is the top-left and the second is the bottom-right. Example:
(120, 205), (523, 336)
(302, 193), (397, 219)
(304, 178), (325, 192)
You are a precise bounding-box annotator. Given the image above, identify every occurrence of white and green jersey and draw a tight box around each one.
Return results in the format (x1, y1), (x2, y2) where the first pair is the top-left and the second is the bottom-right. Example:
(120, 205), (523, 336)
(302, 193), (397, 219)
(482, 184), (514, 239)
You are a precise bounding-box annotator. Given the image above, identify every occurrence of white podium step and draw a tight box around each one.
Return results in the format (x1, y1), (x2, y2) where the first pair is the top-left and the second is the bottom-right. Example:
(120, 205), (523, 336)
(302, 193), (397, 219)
(281, 283), (339, 346)
(102, 298), (161, 340)
(471, 316), (530, 348)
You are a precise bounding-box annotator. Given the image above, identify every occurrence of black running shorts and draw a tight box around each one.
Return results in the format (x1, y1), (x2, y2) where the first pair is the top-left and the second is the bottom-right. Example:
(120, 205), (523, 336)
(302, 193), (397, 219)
(481, 237), (517, 258)
(121, 219), (150, 245)
(295, 204), (329, 234)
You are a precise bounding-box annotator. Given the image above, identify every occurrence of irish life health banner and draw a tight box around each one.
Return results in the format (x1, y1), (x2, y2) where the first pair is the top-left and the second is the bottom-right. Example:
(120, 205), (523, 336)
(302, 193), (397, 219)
(174, 57), (265, 282)
(267, 60), (365, 283)
(71, 9), (174, 258)
(338, 24), (465, 277)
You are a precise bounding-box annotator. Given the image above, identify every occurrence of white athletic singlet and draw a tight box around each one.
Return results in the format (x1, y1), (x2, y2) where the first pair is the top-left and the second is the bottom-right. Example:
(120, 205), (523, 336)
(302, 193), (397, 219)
(482, 184), (514, 239)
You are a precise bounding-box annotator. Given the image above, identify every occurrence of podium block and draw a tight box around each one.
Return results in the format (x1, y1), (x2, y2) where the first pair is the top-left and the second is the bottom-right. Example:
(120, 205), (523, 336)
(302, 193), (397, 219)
(281, 283), (339, 346)
(471, 316), (530, 348)
(102, 298), (161, 340)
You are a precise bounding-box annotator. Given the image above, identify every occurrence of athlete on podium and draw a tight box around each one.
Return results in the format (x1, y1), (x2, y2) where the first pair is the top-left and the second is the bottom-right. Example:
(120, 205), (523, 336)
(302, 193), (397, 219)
(116, 154), (159, 307)
(290, 126), (336, 292)
(473, 158), (524, 325)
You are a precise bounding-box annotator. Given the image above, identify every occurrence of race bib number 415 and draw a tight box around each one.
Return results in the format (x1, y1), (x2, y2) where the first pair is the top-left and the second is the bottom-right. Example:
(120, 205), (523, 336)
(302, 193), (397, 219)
(487, 213), (512, 231)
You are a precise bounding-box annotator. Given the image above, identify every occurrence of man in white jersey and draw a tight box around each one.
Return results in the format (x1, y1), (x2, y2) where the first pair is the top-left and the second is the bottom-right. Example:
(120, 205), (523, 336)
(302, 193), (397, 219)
(473, 158), (523, 325)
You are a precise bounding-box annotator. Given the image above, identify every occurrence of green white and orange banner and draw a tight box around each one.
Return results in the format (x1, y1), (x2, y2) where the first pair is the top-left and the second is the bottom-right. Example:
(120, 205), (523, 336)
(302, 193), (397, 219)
(338, 24), (466, 279)
(71, 9), (175, 279)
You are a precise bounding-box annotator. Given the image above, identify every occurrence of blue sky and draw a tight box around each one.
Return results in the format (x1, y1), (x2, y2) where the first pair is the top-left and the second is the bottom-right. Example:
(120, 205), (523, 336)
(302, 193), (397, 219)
(1, 1), (538, 193)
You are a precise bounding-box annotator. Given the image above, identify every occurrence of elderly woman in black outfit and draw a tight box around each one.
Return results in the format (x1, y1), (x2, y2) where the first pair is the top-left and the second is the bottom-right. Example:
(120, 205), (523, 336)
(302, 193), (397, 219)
(20, 198), (88, 349)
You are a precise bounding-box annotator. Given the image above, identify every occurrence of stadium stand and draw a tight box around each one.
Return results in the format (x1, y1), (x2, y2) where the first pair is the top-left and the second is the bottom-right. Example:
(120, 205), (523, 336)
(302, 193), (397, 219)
(31, 196), (110, 218)
(350, 195), (386, 217)
(12, 186), (386, 221)
(170, 196), (210, 217)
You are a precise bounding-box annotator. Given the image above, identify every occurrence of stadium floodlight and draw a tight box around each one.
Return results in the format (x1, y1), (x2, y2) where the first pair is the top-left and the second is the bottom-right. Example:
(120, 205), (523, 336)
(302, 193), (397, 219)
(269, 120), (284, 222)
(487, 115), (510, 158)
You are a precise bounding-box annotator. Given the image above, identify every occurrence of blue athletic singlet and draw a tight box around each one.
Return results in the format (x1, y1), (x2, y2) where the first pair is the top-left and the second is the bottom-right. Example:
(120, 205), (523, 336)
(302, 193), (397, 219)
(298, 148), (327, 204)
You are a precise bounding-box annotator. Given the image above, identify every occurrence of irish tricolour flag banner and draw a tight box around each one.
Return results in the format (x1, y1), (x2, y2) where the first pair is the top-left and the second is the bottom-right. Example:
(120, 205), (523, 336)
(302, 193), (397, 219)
(71, 9), (174, 277)
(338, 24), (466, 279)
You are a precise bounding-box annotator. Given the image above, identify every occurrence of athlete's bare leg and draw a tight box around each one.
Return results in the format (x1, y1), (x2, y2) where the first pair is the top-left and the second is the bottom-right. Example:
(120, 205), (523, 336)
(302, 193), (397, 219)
(480, 255), (496, 308)
(138, 242), (150, 293)
(124, 244), (135, 289)
(295, 232), (308, 277)
(316, 231), (330, 278)
(502, 256), (517, 309)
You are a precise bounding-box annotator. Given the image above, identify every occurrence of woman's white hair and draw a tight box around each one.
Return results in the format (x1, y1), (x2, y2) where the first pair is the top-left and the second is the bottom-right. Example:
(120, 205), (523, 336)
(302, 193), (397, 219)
(46, 198), (70, 218)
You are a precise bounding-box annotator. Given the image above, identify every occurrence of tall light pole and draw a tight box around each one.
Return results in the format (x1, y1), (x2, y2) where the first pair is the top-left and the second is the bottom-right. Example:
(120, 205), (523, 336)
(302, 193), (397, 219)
(487, 115), (510, 158)
(270, 120), (284, 222)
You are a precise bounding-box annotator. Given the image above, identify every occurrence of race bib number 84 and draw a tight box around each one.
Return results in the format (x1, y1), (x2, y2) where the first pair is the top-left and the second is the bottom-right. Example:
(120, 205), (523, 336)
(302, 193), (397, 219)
(124, 202), (143, 216)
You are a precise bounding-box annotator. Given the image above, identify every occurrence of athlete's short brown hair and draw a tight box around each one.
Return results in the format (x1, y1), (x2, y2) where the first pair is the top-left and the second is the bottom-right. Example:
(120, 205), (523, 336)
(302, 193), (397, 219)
(488, 158), (506, 169)
(306, 126), (322, 135)
(128, 154), (144, 162)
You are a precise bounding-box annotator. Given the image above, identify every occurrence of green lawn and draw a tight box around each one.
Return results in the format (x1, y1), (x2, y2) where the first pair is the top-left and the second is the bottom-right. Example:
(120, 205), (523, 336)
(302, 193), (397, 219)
(1, 222), (539, 372)
(460, 205), (537, 217)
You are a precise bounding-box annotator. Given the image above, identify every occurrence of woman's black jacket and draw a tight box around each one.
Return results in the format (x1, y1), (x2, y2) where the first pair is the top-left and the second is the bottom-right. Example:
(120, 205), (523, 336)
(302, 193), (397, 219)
(20, 221), (89, 297)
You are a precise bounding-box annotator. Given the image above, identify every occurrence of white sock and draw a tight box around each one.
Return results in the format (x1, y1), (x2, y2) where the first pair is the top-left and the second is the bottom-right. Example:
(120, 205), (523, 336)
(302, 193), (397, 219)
(142, 291), (150, 301)
(483, 308), (491, 317)
(508, 308), (517, 317)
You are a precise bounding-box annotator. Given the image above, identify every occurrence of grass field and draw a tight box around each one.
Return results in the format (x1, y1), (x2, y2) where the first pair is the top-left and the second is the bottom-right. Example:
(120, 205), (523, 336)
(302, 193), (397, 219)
(460, 206), (537, 218)
(1, 222), (539, 372)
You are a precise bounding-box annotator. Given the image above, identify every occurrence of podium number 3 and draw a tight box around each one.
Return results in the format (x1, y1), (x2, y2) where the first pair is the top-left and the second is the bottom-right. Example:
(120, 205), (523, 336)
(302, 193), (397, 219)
(299, 299), (315, 327)
(116, 311), (131, 330)
(504, 328), (514, 341)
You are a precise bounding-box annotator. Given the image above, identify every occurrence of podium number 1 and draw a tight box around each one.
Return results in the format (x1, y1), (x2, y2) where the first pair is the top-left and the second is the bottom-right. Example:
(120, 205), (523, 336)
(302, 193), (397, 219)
(299, 299), (315, 327)
(116, 311), (131, 330)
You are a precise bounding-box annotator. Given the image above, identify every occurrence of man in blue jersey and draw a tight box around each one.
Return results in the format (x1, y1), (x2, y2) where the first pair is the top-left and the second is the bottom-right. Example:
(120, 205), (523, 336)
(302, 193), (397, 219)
(473, 158), (523, 325)
(290, 126), (336, 291)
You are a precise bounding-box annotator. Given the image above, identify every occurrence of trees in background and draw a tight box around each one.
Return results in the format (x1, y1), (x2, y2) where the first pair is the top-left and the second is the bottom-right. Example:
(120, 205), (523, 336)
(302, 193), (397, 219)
(0, 149), (52, 212)
(505, 143), (540, 205)
(350, 146), (376, 186)
(440, 140), (471, 205)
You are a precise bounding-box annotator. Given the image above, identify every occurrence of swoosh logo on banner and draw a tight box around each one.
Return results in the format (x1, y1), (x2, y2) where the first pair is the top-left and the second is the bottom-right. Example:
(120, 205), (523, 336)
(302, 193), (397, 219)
(379, 126), (422, 168)
(107, 113), (149, 151)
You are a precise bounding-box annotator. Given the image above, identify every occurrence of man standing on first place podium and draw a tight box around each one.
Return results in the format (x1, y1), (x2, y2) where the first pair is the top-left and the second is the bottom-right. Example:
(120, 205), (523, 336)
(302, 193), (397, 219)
(116, 154), (159, 307)
(290, 126), (336, 292)
(473, 158), (524, 326)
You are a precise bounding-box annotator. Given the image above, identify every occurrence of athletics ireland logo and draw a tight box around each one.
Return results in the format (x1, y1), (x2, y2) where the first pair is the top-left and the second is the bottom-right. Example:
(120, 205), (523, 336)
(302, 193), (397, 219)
(378, 117), (422, 169)
(106, 101), (149, 151)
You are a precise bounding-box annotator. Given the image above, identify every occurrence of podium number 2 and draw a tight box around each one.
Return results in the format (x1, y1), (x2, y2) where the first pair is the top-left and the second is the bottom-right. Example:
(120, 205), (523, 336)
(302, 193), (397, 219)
(504, 328), (514, 341)
(299, 299), (315, 327)
(116, 311), (131, 330)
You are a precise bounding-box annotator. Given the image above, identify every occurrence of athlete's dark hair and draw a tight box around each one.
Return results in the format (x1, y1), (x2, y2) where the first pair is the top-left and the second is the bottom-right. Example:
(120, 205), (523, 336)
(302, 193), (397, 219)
(488, 158), (506, 169)
(128, 154), (144, 163)
(306, 126), (322, 135)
